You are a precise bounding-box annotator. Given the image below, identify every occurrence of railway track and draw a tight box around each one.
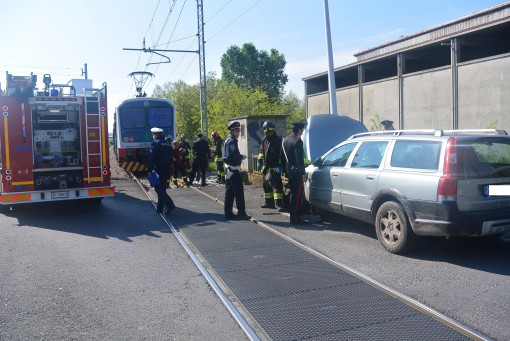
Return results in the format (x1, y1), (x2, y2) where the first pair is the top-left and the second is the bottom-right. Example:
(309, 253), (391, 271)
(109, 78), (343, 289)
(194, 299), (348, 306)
(127, 171), (492, 341)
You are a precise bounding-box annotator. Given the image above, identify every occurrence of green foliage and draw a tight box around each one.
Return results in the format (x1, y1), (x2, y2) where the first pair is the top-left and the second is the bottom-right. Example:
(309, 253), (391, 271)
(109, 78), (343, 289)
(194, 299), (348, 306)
(153, 80), (200, 139)
(369, 114), (384, 132)
(152, 73), (304, 140)
(281, 90), (306, 132)
(486, 119), (498, 129)
(220, 43), (288, 101)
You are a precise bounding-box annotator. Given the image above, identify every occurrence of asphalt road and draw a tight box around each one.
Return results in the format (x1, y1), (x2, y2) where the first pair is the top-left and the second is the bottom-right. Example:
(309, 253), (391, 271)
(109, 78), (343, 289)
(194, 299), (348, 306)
(198, 179), (510, 341)
(2, 175), (509, 340)
(0, 179), (247, 341)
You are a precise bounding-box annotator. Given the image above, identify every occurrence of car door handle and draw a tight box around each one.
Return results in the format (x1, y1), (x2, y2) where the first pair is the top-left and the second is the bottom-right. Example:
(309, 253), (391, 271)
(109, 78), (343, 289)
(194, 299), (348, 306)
(332, 172), (339, 176)
(366, 175), (375, 180)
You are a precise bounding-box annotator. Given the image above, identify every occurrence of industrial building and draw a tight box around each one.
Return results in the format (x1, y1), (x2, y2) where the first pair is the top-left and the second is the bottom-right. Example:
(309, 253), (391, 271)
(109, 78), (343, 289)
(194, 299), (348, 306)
(304, 2), (510, 131)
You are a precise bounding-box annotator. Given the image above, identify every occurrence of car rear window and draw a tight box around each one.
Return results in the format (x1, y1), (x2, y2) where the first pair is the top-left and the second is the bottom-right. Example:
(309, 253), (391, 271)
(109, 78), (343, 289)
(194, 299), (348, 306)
(391, 140), (441, 170)
(458, 138), (510, 178)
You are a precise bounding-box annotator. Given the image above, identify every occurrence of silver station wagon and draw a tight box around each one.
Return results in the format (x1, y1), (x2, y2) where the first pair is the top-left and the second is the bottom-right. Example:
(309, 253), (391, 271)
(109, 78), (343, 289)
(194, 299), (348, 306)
(304, 129), (510, 254)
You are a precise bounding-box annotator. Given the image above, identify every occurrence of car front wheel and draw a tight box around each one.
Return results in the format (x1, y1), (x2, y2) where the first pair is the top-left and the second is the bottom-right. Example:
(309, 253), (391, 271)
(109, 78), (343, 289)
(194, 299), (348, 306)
(375, 201), (415, 254)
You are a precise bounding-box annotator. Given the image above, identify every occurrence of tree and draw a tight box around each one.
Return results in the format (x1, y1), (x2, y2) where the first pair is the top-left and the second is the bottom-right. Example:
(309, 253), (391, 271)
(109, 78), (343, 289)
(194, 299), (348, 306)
(152, 73), (305, 140)
(153, 80), (200, 139)
(220, 43), (288, 101)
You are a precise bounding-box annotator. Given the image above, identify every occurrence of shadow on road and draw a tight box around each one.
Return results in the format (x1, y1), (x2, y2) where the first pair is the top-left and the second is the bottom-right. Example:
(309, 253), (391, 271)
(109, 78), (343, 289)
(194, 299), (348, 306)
(293, 211), (510, 276)
(4, 191), (164, 242)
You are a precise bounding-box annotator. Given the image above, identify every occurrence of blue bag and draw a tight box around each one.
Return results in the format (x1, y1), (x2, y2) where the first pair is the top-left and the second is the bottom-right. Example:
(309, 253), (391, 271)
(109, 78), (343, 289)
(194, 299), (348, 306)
(148, 170), (159, 187)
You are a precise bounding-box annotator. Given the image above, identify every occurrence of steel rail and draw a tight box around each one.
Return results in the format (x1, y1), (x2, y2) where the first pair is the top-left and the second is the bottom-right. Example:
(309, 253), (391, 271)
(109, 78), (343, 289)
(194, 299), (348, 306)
(131, 174), (261, 341)
(187, 179), (492, 341)
(251, 219), (494, 341)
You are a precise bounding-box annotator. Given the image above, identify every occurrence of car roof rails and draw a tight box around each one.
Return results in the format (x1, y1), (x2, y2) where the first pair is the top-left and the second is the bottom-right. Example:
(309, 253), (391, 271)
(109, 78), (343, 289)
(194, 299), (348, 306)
(348, 128), (508, 140)
(348, 129), (442, 140)
(442, 129), (508, 136)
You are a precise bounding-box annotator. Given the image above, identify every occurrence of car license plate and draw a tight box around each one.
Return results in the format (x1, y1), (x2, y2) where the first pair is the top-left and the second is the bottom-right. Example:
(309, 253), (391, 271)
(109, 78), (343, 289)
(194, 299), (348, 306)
(483, 185), (510, 197)
(51, 191), (69, 199)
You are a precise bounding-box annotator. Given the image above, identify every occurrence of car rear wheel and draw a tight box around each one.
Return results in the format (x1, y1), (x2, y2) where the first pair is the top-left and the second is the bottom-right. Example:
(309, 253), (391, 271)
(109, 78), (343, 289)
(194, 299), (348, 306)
(375, 201), (415, 254)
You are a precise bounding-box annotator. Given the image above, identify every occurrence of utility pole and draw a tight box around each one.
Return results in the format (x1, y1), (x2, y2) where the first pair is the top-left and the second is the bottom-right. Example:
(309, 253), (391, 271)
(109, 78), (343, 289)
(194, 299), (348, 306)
(82, 63), (88, 79)
(323, 0), (338, 115)
(197, 0), (207, 137)
(124, 1), (208, 134)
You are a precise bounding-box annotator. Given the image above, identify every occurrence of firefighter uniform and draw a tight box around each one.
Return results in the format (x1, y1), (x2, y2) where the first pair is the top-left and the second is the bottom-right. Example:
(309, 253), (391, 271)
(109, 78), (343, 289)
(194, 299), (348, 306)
(148, 127), (176, 215)
(211, 132), (225, 184)
(282, 121), (307, 224)
(172, 141), (188, 186)
(189, 133), (211, 187)
(223, 121), (250, 221)
(179, 134), (192, 173)
(257, 121), (285, 211)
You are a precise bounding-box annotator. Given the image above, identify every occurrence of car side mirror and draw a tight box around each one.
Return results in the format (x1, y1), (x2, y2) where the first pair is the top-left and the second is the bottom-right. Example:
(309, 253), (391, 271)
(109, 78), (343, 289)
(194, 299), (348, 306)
(313, 157), (322, 167)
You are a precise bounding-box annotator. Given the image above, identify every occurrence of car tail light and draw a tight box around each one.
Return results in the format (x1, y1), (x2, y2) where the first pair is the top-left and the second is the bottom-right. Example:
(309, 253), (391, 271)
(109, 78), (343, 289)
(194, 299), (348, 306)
(438, 137), (457, 201)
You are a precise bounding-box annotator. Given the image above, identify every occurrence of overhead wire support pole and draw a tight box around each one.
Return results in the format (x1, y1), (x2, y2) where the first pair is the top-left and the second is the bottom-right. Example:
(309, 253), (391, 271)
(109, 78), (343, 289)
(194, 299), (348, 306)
(197, 0), (208, 137)
(323, 0), (338, 115)
(124, 1), (207, 135)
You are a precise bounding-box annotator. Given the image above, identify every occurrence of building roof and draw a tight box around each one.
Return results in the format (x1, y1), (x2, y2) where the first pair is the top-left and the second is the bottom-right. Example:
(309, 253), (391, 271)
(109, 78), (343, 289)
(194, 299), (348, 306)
(355, 2), (510, 62)
(303, 1), (510, 81)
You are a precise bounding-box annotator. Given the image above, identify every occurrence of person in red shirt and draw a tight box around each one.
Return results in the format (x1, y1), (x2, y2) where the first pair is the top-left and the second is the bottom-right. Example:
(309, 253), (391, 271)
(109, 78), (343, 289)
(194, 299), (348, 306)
(172, 140), (189, 187)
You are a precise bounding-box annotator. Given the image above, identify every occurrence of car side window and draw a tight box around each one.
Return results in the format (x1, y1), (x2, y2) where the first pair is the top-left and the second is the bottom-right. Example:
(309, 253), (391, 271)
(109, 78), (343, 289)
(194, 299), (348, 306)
(351, 141), (388, 168)
(390, 140), (441, 170)
(322, 143), (357, 167)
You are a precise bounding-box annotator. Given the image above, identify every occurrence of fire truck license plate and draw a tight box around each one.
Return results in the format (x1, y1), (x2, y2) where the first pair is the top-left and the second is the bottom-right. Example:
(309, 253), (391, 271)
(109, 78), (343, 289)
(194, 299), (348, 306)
(51, 191), (69, 199)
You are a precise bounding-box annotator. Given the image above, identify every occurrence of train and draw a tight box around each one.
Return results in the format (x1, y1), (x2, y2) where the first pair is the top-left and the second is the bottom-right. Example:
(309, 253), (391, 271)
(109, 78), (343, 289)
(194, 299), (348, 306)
(112, 97), (176, 172)
(0, 72), (114, 208)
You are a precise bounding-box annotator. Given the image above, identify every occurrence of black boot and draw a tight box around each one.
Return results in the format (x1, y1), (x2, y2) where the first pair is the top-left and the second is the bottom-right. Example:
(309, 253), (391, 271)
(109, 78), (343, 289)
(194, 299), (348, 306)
(261, 199), (276, 209)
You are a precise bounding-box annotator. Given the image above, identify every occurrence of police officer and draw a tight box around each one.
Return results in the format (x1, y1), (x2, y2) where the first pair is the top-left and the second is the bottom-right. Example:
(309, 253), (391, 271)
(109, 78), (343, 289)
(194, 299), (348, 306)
(148, 127), (176, 215)
(211, 131), (225, 184)
(223, 121), (250, 221)
(282, 120), (307, 224)
(189, 132), (211, 187)
(257, 121), (285, 211)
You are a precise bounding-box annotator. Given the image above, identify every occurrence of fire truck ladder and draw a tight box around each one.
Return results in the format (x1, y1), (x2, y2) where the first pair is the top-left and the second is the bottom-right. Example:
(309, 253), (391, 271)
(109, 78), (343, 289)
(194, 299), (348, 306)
(84, 88), (104, 183)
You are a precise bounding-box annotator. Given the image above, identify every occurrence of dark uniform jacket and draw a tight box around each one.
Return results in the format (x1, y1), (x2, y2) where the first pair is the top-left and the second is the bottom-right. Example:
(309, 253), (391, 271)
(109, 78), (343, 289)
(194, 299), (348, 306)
(148, 135), (172, 174)
(223, 134), (243, 167)
(192, 138), (211, 162)
(213, 137), (223, 158)
(180, 140), (191, 158)
(282, 134), (306, 178)
(259, 134), (285, 172)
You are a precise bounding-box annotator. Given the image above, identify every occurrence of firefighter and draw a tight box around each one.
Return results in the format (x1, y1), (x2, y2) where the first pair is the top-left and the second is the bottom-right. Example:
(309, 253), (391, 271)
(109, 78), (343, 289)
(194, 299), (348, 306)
(211, 131), (225, 184)
(148, 127), (176, 215)
(282, 120), (308, 224)
(257, 121), (285, 211)
(189, 132), (210, 187)
(171, 140), (188, 187)
(165, 135), (174, 188)
(223, 121), (250, 221)
(179, 134), (191, 174)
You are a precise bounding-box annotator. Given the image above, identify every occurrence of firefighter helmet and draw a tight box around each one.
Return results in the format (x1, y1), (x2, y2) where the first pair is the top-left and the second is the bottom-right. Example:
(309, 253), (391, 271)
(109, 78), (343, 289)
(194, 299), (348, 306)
(262, 121), (275, 132)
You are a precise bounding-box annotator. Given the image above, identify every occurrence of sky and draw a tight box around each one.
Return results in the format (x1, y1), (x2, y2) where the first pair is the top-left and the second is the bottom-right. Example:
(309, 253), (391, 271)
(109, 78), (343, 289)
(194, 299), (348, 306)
(0, 0), (506, 132)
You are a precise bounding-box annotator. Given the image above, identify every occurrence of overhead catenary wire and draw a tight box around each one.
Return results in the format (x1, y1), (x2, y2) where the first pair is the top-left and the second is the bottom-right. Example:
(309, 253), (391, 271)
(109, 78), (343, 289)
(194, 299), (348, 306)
(135, 0), (264, 95)
(146, 0), (188, 88)
(207, 0), (263, 42)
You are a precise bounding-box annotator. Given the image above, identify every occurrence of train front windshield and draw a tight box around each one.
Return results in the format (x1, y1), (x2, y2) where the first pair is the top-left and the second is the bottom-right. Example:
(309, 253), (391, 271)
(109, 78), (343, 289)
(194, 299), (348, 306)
(119, 107), (173, 129)
(120, 108), (146, 128)
(148, 107), (173, 128)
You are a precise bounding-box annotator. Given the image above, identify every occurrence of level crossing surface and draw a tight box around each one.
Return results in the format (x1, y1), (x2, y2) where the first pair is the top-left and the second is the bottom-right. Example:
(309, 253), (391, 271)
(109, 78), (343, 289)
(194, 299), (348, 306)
(165, 187), (485, 341)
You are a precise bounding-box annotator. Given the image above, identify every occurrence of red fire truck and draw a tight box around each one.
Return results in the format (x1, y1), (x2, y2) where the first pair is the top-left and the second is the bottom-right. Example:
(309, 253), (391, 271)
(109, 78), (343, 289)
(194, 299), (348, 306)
(0, 72), (114, 209)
